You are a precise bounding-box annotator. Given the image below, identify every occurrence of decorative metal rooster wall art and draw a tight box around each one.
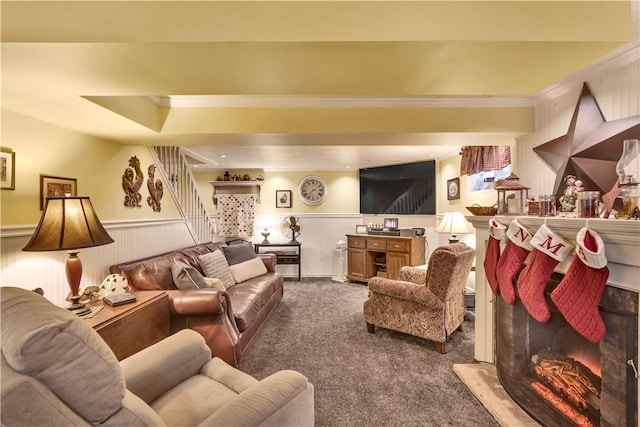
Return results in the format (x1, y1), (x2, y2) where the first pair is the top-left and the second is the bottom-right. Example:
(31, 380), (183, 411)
(146, 164), (163, 212)
(122, 156), (144, 208)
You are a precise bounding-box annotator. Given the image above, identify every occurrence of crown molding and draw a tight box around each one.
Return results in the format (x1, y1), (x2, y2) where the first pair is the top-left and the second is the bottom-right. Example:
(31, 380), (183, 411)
(156, 94), (534, 109)
(535, 43), (640, 104)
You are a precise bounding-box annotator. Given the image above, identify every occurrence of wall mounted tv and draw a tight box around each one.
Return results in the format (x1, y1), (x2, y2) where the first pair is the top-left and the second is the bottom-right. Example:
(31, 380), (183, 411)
(360, 160), (436, 215)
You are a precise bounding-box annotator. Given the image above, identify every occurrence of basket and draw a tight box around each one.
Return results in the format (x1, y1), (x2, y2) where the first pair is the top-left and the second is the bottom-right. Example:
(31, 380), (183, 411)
(466, 204), (497, 216)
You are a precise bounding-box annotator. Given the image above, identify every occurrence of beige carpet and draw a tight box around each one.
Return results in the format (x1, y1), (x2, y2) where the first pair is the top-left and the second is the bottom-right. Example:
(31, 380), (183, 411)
(453, 363), (541, 427)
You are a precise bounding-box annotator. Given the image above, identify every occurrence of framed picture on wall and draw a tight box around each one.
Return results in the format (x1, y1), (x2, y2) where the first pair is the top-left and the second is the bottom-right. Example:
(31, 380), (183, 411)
(1, 147), (15, 190)
(447, 177), (460, 200)
(40, 175), (77, 210)
(275, 190), (292, 208)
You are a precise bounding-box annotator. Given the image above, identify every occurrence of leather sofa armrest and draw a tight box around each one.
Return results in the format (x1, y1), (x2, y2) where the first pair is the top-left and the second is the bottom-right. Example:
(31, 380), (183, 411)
(368, 277), (443, 308)
(165, 289), (228, 317)
(120, 330), (211, 404)
(257, 253), (277, 272)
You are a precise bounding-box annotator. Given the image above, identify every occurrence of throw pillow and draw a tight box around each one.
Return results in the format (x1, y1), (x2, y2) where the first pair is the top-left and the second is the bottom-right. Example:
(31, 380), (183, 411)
(204, 277), (226, 291)
(222, 243), (257, 266)
(198, 250), (236, 289)
(171, 260), (209, 290)
(229, 257), (268, 283)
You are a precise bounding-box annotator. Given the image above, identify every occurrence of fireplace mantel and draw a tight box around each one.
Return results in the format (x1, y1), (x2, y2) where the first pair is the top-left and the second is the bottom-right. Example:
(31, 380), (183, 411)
(467, 215), (639, 363)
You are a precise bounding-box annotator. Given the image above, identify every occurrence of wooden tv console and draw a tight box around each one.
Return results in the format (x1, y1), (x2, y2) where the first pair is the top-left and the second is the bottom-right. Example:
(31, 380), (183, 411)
(346, 234), (426, 283)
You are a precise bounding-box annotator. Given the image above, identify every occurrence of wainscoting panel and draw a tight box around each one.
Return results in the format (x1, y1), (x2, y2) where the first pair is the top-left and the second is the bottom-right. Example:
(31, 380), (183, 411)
(236, 213), (364, 279)
(1, 219), (195, 306)
(2, 214), (444, 306)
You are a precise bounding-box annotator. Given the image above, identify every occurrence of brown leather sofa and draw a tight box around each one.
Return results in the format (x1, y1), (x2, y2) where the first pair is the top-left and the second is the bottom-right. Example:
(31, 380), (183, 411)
(110, 242), (284, 367)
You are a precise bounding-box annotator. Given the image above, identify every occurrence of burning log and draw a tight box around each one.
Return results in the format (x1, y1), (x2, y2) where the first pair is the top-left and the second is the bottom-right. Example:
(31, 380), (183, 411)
(531, 381), (595, 427)
(531, 350), (601, 411)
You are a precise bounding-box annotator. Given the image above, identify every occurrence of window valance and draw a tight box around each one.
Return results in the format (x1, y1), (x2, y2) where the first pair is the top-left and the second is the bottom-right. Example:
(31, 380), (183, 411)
(460, 146), (511, 176)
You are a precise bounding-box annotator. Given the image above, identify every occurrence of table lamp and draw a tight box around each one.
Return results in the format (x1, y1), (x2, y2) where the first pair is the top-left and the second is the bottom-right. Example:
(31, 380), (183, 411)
(261, 227), (271, 244)
(435, 211), (474, 244)
(22, 197), (114, 308)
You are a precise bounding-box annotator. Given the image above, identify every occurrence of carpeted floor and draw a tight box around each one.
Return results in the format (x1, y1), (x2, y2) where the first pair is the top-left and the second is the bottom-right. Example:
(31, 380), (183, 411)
(239, 278), (499, 427)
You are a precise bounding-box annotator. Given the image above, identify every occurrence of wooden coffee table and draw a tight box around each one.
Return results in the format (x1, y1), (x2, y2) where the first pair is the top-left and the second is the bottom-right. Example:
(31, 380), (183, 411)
(84, 290), (170, 360)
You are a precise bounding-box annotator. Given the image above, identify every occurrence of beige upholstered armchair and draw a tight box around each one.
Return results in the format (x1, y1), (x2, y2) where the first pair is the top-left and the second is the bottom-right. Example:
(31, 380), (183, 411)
(1, 287), (314, 427)
(363, 242), (475, 354)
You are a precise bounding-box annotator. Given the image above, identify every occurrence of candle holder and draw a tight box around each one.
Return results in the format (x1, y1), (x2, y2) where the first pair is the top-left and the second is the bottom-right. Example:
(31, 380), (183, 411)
(495, 173), (529, 215)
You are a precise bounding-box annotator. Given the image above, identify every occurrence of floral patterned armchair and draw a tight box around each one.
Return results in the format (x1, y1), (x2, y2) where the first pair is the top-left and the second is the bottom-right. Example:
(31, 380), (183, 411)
(363, 242), (475, 354)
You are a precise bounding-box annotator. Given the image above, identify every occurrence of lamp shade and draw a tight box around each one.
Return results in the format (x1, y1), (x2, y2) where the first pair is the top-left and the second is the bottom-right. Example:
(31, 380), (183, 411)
(23, 197), (114, 252)
(436, 211), (474, 241)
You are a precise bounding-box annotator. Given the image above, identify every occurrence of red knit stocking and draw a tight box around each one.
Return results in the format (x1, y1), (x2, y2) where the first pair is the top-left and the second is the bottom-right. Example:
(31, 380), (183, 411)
(484, 218), (506, 295)
(495, 219), (533, 305)
(517, 250), (559, 322)
(517, 224), (573, 322)
(551, 228), (609, 343)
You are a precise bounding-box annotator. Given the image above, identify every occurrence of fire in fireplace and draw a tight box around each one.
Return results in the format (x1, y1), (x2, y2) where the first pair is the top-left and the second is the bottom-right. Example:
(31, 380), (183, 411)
(496, 272), (638, 427)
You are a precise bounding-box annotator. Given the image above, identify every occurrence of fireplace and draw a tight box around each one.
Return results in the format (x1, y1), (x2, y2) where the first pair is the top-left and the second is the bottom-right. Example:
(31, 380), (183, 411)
(465, 216), (640, 427)
(496, 272), (638, 427)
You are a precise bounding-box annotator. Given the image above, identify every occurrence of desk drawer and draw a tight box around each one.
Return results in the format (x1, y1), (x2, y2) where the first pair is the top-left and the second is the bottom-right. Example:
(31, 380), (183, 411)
(278, 256), (299, 264)
(386, 240), (409, 252)
(349, 237), (366, 248)
(367, 239), (387, 250)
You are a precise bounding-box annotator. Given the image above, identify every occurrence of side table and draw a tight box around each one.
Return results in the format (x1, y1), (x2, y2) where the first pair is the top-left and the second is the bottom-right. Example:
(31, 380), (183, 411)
(254, 242), (302, 280)
(84, 290), (170, 360)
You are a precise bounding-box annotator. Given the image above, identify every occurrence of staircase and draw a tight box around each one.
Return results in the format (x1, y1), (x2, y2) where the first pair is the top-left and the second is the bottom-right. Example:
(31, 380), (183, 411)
(151, 146), (216, 244)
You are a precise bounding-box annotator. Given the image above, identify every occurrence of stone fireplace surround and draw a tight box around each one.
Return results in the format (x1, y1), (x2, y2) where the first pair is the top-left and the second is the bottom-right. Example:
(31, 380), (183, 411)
(465, 216), (640, 426)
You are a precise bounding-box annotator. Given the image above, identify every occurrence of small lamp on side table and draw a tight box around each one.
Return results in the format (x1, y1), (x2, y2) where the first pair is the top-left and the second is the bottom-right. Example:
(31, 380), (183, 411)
(22, 197), (114, 309)
(261, 227), (271, 244)
(436, 211), (474, 244)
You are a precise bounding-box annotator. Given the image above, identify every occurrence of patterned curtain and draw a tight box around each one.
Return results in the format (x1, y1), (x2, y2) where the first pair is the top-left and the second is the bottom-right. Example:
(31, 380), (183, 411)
(216, 194), (256, 238)
(460, 146), (511, 176)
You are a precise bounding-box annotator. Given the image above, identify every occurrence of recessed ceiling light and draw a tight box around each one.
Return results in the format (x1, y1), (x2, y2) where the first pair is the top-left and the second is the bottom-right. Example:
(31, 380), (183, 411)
(219, 155), (227, 158)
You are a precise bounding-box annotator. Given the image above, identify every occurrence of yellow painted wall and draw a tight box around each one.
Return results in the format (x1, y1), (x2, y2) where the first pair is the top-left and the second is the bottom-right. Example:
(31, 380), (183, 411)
(193, 169), (360, 214)
(438, 151), (509, 216)
(1, 109), (182, 225)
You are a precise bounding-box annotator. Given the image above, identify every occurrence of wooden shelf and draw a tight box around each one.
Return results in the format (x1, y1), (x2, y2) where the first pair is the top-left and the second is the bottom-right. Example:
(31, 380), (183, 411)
(209, 180), (262, 204)
(209, 180), (263, 187)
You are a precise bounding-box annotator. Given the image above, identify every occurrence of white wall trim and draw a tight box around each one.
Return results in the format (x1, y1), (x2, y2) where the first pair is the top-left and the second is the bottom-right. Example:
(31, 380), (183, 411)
(0, 218), (187, 238)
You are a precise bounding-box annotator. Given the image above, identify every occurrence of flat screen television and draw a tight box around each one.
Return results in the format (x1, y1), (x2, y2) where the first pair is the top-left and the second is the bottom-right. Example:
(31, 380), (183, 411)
(359, 160), (436, 215)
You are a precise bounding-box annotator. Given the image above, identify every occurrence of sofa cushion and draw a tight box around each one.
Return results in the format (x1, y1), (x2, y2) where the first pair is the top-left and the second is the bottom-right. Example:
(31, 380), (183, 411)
(225, 274), (282, 332)
(222, 243), (257, 266)
(1, 287), (125, 424)
(125, 264), (164, 291)
(204, 277), (226, 291)
(198, 251), (236, 289)
(229, 257), (268, 283)
(172, 260), (210, 290)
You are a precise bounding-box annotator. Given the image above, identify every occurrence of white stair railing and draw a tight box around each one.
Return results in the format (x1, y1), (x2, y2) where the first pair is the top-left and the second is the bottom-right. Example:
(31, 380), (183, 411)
(151, 146), (216, 244)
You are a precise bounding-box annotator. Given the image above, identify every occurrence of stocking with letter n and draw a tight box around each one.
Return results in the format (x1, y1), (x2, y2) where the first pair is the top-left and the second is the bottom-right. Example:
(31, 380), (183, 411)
(483, 217), (506, 295)
(495, 219), (533, 305)
(517, 224), (573, 322)
(551, 227), (609, 343)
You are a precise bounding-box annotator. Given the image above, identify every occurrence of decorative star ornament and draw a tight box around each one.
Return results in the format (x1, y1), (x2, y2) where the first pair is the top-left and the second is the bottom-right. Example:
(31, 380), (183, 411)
(534, 83), (640, 201)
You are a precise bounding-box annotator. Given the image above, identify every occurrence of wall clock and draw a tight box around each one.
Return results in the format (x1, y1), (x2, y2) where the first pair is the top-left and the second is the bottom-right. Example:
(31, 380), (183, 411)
(447, 177), (460, 200)
(298, 175), (327, 205)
